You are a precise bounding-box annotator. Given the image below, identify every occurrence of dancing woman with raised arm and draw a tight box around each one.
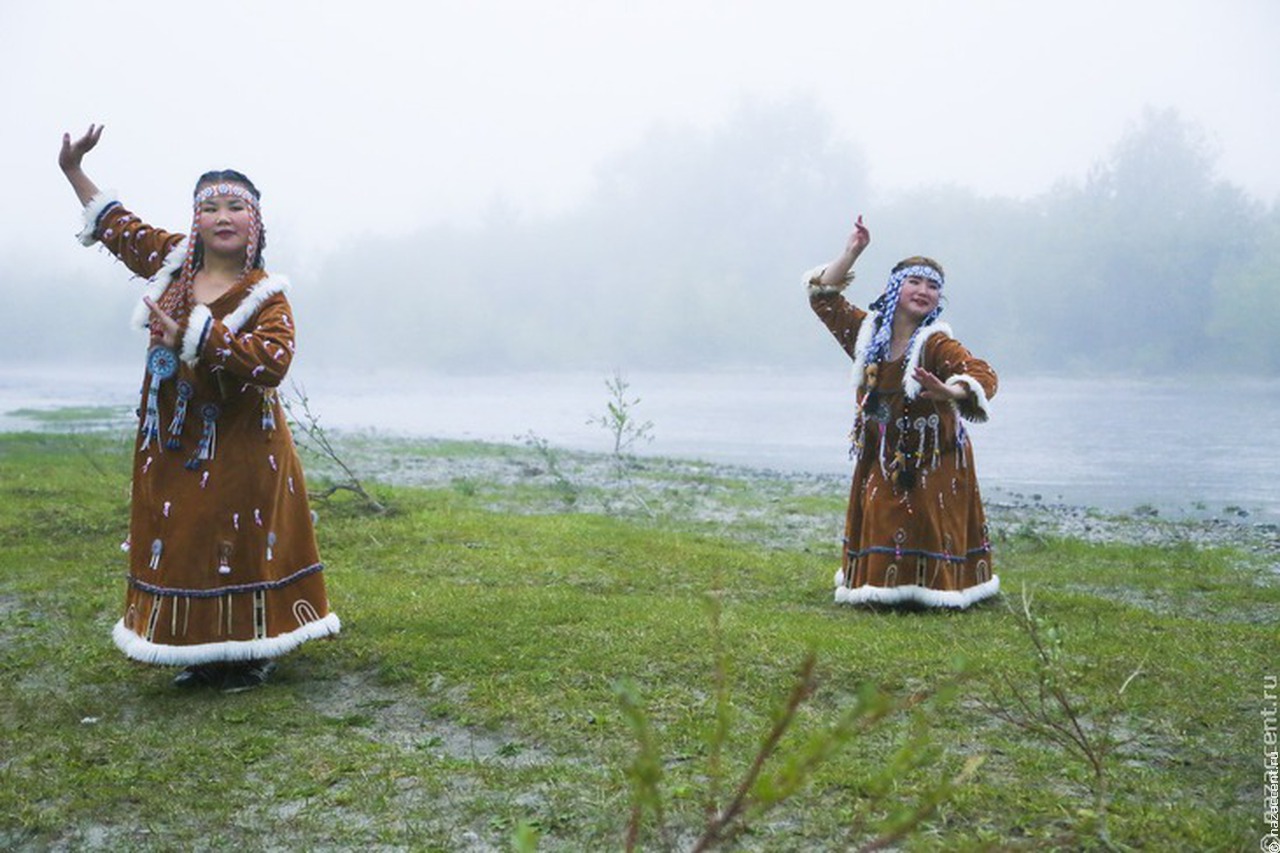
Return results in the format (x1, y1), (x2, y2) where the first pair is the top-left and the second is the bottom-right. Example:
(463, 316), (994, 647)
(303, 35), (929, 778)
(806, 215), (999, 609)
(59, 125), (339, 690)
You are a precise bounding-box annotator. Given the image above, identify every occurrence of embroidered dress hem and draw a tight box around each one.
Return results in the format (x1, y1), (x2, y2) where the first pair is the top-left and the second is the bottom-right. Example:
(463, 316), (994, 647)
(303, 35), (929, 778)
(833, 572), (999, 609)
(113, 612), (340, 666)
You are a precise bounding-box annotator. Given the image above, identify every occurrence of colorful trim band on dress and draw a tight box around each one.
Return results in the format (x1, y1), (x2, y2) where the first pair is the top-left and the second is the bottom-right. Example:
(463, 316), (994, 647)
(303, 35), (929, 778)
(127, 562), (326, 599)
(846, 544), (992, 564)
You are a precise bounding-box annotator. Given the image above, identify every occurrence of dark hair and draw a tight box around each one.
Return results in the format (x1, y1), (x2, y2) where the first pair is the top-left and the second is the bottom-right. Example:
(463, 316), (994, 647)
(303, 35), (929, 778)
(191, 169), (266, 269)
(892, 255), (944, 277)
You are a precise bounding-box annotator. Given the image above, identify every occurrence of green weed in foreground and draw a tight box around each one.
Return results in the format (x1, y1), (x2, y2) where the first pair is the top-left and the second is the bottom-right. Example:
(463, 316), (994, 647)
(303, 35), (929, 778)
(0, 432), (1275, 850)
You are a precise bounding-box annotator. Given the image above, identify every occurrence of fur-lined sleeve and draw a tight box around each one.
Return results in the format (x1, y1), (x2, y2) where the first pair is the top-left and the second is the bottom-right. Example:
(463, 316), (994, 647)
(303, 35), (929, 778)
(805, 265), (866, 360)
(79, 193), (185, 281)
(927, 336), (997, 422)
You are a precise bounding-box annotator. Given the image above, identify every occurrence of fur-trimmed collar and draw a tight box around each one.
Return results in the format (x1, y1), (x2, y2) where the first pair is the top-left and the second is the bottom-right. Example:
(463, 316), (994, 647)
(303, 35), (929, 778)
(220, 273), (290, 334)
(130, 250), (289, 335)
(849, 312), (955, 401)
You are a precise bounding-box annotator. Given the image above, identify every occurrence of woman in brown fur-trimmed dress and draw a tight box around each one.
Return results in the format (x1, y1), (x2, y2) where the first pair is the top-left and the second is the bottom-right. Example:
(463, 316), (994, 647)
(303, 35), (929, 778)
(806, 214), (999, 609)
(59, 124), (339, 690)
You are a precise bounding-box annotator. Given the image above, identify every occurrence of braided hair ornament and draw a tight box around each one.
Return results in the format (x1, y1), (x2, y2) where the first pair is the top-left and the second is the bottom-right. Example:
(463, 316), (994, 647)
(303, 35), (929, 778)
(850, 261), (947, 490)
(860, 262), (945, 419)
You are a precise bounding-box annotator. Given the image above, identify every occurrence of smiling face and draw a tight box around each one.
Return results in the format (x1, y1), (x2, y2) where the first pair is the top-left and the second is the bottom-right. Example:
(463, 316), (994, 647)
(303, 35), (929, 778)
(895, 274), (942, 324)
(194, 184), (257, 261)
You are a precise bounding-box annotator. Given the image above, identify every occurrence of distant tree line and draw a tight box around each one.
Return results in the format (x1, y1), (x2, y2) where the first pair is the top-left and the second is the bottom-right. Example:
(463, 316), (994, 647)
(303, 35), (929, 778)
(305, 101), (1276, 375)
(8, 102), (1273, 376)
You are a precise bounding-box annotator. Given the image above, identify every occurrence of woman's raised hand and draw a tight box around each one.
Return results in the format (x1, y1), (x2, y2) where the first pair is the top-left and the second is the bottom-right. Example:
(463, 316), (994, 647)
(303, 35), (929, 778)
(815, 213), (870, 290)
(59, 124), (103, 174)
(844, 214), (871, 257)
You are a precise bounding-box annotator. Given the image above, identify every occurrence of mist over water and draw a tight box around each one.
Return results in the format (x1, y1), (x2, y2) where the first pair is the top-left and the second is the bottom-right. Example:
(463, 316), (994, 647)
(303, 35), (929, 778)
(3, 364), (1276, 525)
(7, 71), (1278, 527)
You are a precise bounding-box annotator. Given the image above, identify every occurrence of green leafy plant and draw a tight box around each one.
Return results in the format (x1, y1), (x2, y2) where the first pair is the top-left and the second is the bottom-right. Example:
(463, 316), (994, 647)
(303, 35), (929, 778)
(588, 370), (654, 477)
(588, 370), (655, 515)
(981, 587), (1145, 848)
(614, 594), (978, 852)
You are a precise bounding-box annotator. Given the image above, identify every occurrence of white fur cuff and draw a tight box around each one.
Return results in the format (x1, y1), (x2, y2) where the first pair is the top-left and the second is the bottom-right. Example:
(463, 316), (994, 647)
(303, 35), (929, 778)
(77, 190), (120, 246)
(804, 264), (853, 296)
(946, 374), (992, 422)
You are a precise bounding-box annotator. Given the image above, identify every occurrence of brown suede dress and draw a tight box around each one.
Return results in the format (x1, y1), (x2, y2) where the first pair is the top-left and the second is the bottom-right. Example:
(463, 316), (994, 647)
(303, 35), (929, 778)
(809, 280), (999, 609)
(80, 195), (339, 665)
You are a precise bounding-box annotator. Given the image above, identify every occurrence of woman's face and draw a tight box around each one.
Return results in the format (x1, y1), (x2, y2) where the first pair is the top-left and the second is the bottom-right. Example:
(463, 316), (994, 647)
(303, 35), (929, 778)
(195, 186), (255, 259)
(895, 274), (942, 324)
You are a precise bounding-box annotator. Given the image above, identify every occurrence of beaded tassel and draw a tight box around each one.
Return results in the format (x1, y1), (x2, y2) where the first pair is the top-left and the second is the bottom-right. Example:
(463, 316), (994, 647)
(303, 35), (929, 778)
(266, 531), (276, 562)
(893, 415), (917, 490)
(848, 409), (864, 460)
(140, 372), (162, 450)
(140, 343), (177, 452)
(167, 380), (193, 449)
(261, 390), (276, 432)
(186, 403), (221, 470)
(929, 414), (941, 468)
(218, 542), (232, 575)
(148, 538), (163, 570)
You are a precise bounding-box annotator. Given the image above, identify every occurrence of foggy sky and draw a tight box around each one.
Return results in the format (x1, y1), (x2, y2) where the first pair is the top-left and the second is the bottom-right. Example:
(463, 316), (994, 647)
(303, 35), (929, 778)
(3, 0), (1277, 284)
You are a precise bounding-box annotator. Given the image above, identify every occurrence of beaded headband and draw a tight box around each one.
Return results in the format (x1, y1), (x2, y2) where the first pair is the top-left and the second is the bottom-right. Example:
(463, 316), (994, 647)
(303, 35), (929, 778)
(193, 182), (259, 206)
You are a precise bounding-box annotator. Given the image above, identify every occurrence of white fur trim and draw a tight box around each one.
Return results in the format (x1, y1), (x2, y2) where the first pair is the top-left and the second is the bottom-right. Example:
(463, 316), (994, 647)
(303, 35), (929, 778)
(181, 304), (213, 365)
(222, 275), (291, 335)
(803, 263), (854, 296)
(130, 238), (190, 331)
(946, 374), (992, 422)
(834, 575), (1000, 609)
(848, 309), (880, 386)
(901, 323), (954, 400)
(77, 190), (120, 246)
(112, 611), (340, 666)
(133, 268), (287, 344)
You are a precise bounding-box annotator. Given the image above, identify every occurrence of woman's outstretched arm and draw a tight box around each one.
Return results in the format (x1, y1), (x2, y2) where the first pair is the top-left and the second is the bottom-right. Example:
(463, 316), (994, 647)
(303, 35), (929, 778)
(817, 214), (870, 289)
(59, 123), (104, 206)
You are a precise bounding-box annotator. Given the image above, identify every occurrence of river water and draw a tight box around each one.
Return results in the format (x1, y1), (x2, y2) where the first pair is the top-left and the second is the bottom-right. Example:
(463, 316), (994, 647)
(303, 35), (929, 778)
(2, 364), (1276, 524)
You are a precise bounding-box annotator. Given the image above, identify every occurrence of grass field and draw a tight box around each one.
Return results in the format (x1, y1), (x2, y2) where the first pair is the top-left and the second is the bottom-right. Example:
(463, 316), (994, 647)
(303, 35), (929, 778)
(1, 430), (1276, 851)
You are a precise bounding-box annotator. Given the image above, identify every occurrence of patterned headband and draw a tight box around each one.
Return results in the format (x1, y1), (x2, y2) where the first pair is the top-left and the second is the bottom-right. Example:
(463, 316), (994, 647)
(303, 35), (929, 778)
(894, 264), (944, 288)
(193, 182), (260, 208)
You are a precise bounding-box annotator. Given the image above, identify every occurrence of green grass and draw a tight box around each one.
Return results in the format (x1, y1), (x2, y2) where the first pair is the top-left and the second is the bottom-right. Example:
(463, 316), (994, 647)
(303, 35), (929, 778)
(1, 431), (1276, 850)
